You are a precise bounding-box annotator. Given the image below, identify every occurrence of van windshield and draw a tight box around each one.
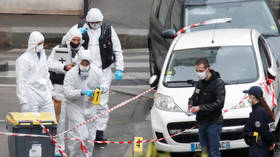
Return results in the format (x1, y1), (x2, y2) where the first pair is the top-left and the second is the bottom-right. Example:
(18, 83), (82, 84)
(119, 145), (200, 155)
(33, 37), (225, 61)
(163, 46), (258, 87)
(185, 1), (279, 35)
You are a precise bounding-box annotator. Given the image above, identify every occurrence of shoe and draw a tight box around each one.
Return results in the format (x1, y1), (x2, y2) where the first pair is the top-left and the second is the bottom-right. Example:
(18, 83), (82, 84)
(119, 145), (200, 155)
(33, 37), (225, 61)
(95, 130), (107, 143)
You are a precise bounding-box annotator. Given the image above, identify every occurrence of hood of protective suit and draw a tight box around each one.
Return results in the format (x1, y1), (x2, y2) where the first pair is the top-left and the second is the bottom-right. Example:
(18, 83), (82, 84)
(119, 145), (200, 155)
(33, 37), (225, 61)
(86, 8), (104, 22)
(27, 31), (44, 52)
(61, 25), (82, 47)
(76, 49), (92, 64)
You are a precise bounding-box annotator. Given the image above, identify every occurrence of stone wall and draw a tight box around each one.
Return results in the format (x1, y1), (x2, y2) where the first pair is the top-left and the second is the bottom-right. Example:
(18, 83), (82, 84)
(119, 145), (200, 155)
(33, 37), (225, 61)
(0, 0), (83, 15)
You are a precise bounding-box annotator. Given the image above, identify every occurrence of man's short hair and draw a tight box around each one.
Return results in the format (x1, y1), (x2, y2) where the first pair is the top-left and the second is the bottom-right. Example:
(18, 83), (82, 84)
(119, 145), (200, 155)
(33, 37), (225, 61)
(195, 58), (210, 68)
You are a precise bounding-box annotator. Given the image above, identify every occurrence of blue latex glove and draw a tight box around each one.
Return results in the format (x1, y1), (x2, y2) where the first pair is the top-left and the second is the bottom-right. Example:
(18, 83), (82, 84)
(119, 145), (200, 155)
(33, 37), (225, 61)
(96, 85), (104, 93)
(82, 89), (94, 97)
(115, 70), (123, 81)
(79, 27), (87, 35)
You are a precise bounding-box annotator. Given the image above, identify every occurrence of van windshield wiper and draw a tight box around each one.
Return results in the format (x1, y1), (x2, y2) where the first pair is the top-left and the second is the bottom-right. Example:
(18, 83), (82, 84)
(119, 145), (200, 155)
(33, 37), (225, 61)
(262, 33), (280, 37)
(164, 80), (197, 87)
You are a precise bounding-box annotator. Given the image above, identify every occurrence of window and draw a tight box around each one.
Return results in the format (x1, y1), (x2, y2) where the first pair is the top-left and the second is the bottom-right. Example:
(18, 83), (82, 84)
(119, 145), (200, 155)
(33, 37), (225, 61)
(184, 1), (279, 35)
(258, 38), (272, 76)
(158, 0), (172, 26)
(171, 0), (182, 31)
(152, 0), (161, 15)
(163, 46), (258, 87)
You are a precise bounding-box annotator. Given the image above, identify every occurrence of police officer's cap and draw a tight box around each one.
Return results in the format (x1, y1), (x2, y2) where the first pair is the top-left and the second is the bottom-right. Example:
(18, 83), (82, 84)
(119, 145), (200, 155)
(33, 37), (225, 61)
(243, 86), (263, 98)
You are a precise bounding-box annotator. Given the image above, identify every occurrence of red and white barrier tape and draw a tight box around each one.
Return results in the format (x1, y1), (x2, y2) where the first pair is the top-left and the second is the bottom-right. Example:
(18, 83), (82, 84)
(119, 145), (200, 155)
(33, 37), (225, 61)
(38, 120), (68, 157)
(60, 87), (155, 136)
(0, 131), (49, 138)
(1, 81), (277, 154)
(174, 18), (231, 38)
(260, 77), (277, 107)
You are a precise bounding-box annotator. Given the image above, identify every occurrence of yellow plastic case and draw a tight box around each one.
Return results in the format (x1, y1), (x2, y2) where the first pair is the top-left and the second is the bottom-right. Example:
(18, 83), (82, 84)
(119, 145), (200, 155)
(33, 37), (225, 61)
(6, 112), (57, 126)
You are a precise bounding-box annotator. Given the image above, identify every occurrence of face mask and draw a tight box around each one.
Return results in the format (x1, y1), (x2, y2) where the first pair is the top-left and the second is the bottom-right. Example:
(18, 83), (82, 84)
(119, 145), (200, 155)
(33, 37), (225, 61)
(36, 44), (44, 52)
(79, 71), (89, 80)
(80, 65), (90, 72)
(247, 98), (253, 105)
(89, 23), (102, 30)
(197, 69), (208, 80)
(70, 42), (80, 49)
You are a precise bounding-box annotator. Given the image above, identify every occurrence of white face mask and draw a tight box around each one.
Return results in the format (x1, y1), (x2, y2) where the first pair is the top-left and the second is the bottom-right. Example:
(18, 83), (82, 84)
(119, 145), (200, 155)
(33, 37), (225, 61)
(90, 23), (102, 30)
(80, 71), (89, 80)
(247, 98), (253, 105)
(197, 69), (208, 80)
(36, 44), (44, 52)
(80, 65), (90, 72)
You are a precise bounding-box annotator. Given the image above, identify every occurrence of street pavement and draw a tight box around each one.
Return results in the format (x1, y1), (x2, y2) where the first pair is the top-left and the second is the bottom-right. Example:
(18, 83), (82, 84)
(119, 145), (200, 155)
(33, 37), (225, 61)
(0, 48), (278, 157)
(0, 48), (153, 157)
(0, 48), (152, 97)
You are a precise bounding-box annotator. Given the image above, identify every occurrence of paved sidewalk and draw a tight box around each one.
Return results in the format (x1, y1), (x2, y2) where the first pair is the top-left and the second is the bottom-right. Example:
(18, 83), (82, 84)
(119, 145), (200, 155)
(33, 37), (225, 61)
(0, 0), (152, 49)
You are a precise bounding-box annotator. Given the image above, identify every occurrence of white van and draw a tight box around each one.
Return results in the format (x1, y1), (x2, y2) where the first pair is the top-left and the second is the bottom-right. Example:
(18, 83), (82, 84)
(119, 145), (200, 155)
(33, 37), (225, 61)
(149, 29), (280, 152)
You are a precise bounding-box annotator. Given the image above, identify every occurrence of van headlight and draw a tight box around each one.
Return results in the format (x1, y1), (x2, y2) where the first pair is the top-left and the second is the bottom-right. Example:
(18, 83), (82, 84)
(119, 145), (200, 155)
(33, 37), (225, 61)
(154, 93), (182, 112)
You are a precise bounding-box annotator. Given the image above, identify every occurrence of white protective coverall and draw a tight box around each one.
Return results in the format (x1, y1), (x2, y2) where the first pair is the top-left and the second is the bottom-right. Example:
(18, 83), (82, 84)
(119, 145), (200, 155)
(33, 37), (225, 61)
(16, 31), (55, 117)
(64, 50), (106, 157)
(84, 8), (124, 132)
(47, 26), (83, 149)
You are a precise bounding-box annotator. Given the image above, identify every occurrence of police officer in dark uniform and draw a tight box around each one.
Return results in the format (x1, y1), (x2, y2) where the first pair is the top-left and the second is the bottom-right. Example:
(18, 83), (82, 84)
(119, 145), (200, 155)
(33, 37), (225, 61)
(242, 86), (276, 157)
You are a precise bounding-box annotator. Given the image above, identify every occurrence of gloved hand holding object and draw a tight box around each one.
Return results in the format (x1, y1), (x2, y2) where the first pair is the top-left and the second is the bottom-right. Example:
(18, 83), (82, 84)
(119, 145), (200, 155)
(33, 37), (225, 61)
(82, 89), (94, 97)
(91, 87), (102, 105)
(96, 85), (104, 93)
(78, 27), (87, 35)
(115, 70), (123, 81)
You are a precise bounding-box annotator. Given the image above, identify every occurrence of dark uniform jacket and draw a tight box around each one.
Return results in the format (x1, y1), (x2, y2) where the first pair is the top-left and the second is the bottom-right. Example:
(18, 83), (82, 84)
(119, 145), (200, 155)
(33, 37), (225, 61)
(242, 102), (275, 157)
(189, 70), (226, 124)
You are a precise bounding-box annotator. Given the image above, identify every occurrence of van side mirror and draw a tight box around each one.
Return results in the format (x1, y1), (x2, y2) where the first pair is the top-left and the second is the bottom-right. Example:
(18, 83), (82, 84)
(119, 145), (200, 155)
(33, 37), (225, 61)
(268, 68), (276, 79)
(149, 75), (159, 87)
(161, 29), (176, 39)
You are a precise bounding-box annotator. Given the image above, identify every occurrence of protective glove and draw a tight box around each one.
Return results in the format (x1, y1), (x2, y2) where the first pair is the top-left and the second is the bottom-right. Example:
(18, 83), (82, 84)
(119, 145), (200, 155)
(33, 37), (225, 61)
(95, 85), (104, 94)
(115, 70), (123, 81)
(82, 89), (94, 97)
(78, 27), (87, 35)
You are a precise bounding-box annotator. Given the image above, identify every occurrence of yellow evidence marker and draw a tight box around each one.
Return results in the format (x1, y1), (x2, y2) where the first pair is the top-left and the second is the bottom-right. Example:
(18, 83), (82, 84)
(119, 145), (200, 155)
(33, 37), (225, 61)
(134, 137), (143, 153)
(89, 88), (102, 105)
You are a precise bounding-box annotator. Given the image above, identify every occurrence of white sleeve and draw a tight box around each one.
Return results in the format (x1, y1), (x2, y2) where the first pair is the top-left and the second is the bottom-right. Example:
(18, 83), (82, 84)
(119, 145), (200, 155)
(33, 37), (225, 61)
(63, 71), (82, 100)
(111, 26), (124, 71)
(47, 46), (65, 73)
(16, 58), (29, 105)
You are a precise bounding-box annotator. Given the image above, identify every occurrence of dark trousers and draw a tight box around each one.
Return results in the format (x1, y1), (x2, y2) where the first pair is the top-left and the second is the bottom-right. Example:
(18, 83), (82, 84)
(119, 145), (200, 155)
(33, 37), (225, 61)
(249, 144), (269, 157)
(198, 122), (222, 157)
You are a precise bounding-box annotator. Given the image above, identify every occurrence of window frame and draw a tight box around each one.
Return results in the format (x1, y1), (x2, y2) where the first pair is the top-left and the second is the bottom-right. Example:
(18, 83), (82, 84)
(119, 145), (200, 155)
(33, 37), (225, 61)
(158, 0), (172, 26)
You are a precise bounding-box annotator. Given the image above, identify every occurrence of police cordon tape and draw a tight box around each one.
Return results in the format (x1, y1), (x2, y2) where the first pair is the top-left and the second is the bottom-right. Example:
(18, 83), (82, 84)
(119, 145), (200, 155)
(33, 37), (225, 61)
(38, 120), (69, 157)
(0, 87), (156, 157)
(59, 87), (156, 136)
(0, 80), (277, 156)
(174, 18), (232, 38)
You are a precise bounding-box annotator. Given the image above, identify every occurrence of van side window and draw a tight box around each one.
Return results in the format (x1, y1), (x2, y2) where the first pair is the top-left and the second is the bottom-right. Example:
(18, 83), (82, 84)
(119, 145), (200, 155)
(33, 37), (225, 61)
(258, 38), (272, 76)
(152, 0), (161, 16)
(158, 0), (172, 26)
(171, 0), (182, 31)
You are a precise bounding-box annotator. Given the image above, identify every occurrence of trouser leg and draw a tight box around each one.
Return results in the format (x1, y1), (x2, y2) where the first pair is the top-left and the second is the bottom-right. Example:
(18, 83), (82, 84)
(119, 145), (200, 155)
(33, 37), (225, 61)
(40, 99), (56, 119)
(57, 101), (67, 149)
(198, 122), (210, 154)
(53, 98), (62, 122)
(207, 123), (222, 157)
(67, 108), (89, 157)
